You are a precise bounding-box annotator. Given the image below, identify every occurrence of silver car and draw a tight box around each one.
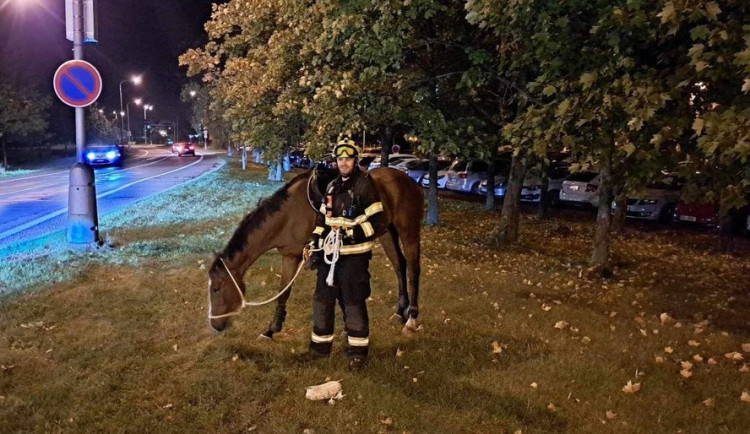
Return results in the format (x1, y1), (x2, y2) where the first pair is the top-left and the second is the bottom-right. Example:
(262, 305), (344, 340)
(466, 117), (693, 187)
(405, 159), (452, 184)
(615, 175), (682, 222)
(446, 160), (512, 194)
(559, 171), (602, 208)
(368, 154), (418, 170)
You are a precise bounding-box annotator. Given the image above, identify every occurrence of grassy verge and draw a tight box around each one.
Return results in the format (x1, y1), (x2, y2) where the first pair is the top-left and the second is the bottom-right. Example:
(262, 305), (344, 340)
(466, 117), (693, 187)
(1, 161), (749, 432)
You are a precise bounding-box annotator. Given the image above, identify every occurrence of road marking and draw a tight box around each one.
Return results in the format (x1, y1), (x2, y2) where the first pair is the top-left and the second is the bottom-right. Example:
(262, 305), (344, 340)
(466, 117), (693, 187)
(0, 149), (151, 185)
(0, 154), (208, 242)
(0, 153), (169, 198)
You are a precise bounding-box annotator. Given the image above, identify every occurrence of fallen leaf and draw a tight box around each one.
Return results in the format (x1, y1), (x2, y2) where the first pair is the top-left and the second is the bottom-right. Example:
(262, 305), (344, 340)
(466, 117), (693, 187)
(491, 341), (504, 354)
(680, 369), (693, 379)
(742, 343), (750, 353)
(530, 382), (538, 389)
(606, 410), (617, 420)
(554, 321), (569, 330)
(660, 313), (673, 324)
(741, 391), (750, 403)
(622, 380), (641, 394)
(740, 364), (750, 373)
(708, 358), (718, 365)
(581, 336), (591, 344)
(396, 348), (404, 357)
(379, 415), (393, 426)
(688, 340), (701, 347)
(570, 326), (580, 333)
(703, 398), (715, 407)
(681, 361), (694, 370)
(162, 403), (173, 409)
(306, 381), (344, 401)
(655, 356), (665, 363)
(725, 352), (744, 361)
(693, 354), (704, 363)
(541, 304), (552, 312)
(547, 403), (557, 412)
(664, 347), (674, 354)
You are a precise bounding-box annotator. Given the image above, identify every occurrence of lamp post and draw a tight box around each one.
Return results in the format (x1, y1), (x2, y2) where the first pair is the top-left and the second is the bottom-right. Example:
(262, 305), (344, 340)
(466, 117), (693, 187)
(118, 75), (142, 145)
(135, 99), (153, 144)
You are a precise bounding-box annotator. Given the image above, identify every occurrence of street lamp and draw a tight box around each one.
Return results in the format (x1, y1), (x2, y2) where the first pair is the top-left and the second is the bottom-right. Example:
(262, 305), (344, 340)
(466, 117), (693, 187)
(136, 101), (153, 144)
(118, 75), (142, 145)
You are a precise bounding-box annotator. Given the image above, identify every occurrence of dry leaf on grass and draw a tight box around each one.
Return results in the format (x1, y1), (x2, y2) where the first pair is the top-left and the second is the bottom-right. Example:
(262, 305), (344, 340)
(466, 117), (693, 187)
(547, 403), (557, 412)
(739, 364), (750, 373)
(681, 361), (693, 370)
(622, 380), (641, 394)
(742, 343), (750, 353)
(660, 313), (673, 324)
(693, 354), (704, 363)
(605, 410), (617, 419)
(396, 348), (404, 357)
(655, 356), (665, 363)
(581, 336), (591, 344)
(725, 352), (744, 361)
(541, 304), (552, 312)
(664, 347), (674, 354)
(741, 392), (750, 403)
(379, 415), (393, 426)
(554, 320), (569, 330)
(680, 369), (693, 379)
(491, 341), (505, 354)
(530, 382), (538, 389)
(688, 340), (701, 347)
(703, 398), (715, 407)
(708, 358), (718, 365)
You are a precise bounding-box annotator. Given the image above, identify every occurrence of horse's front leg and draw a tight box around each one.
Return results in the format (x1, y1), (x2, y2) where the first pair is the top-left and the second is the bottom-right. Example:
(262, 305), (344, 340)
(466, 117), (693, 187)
(260, 253), (302, 339)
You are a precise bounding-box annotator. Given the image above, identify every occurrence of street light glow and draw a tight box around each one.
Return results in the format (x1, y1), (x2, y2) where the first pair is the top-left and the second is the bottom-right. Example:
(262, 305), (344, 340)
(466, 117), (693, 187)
(132, 75), (142, 85)
(134, 98), (142, 105)
(120, 111), (125, 116)
(189, 90), (197, 97)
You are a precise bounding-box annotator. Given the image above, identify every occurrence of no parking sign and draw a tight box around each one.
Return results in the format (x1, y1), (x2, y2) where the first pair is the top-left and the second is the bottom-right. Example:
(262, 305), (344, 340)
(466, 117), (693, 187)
(53, 60), (102, 108)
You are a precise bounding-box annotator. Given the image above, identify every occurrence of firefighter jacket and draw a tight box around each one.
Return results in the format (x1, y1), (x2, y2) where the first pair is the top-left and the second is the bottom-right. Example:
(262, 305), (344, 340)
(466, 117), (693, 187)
(309, 167), (383, 256)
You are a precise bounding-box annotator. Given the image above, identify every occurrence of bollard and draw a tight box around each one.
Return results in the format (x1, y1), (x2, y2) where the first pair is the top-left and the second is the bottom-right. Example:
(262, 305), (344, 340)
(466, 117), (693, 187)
(67, 162), (99, 245)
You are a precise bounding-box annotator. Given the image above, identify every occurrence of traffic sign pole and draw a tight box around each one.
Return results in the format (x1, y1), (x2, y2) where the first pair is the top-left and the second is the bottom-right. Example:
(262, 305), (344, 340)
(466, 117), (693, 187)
(67, 0), (99, 246)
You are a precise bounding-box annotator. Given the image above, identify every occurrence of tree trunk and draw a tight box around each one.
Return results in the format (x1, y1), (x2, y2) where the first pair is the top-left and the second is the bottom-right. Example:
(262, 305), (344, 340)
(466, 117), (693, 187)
(485, 159), (496, 211)
(537, 161), (550, 219)
(590, 153), (614, 271)
(493, 152), (527, 243)
(611, 192), (627, 233)
(380, 126), (393, 168)
(268, 158), (283, 181)
(1, 136), (7, 172)
(426, 154), (440, 226)
(717, 211), (734, 252)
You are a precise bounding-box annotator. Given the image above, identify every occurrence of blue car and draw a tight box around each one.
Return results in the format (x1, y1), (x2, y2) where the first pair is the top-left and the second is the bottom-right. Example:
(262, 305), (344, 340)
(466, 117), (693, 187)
(84, 145), (124, 166)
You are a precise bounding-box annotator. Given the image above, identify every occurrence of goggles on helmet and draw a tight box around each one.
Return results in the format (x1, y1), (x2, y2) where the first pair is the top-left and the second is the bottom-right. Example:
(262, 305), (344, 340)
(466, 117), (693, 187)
(333, 140), (360, 158)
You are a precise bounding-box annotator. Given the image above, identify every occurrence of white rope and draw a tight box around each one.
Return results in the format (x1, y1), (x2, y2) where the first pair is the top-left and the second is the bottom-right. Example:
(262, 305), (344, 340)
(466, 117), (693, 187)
(322, 228), (342, 286)
(208, 258), (305, 320)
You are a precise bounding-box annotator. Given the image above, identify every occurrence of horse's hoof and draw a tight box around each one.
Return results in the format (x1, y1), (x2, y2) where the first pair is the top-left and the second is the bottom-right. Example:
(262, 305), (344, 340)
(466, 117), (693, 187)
(401, 318), (420, 336)
(259, 329), (274, 340)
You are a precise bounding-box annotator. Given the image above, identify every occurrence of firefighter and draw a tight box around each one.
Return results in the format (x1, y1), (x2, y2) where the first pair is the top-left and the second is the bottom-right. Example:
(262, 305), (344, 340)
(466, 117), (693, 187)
(302, 138), (383, 371)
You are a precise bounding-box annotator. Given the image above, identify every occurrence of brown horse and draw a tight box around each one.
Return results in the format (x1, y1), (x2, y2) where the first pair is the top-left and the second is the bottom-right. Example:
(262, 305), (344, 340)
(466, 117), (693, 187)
(208, 167), (423, 337)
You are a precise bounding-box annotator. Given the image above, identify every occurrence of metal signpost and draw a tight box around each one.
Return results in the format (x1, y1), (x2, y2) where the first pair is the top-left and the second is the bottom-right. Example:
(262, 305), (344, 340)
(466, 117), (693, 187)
(57, 0), (100, 246)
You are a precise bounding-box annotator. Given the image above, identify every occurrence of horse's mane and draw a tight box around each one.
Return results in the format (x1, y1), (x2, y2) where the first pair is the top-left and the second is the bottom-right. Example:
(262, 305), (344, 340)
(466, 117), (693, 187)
(218, 171), (312, 266)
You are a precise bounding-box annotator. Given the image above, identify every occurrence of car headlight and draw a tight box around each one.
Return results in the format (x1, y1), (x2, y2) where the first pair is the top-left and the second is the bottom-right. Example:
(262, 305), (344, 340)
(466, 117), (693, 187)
(641, 199), (658, 205)
(86, 152), (96, 160)
(106, 151), (117, 160)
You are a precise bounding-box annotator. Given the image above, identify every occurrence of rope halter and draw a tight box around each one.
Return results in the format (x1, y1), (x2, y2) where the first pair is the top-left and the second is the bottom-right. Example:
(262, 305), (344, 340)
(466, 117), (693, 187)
(208, 257), (304, 320)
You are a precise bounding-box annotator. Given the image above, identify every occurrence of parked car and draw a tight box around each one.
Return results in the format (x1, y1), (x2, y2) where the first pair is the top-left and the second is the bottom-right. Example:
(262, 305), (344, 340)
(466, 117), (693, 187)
(84, 144), (124, 166)
(289, 149), (312, 168)
(421, 164), (452, 189)
(171, 141), (197, 156)
(517, 163), (570, 204)
(405, 159), (452, 184)
(672, 202), (720, 229)
(444, 160), (506, 194)
(559, 171), (602, 208)
(368, 154), (418, 170)
(615, 175), (682, 222)
(476, 161), (515, 197)
(315, 153), (337, 170)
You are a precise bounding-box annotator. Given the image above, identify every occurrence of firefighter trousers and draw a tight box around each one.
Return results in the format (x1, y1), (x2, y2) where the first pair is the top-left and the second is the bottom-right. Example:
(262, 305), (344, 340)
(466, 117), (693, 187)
(309, 253), (371, 359)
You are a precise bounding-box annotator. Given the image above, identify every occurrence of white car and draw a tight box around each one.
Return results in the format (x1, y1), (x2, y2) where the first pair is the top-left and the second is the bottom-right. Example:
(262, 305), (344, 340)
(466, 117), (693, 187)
(519, 164), (570, 203)
(421, 169), (450, 189)
(368, 154), (418, 170)
(559, 172), (602, 208)
(616, 176), (682, 222)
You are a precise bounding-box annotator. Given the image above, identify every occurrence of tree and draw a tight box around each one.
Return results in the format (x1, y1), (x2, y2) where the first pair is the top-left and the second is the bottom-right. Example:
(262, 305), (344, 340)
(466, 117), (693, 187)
(0, 83), (50, 171)
(86, 104), (120, 143)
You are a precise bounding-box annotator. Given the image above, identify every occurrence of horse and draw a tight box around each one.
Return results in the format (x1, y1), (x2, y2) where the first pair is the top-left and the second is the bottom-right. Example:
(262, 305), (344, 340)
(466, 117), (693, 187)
(207, 167), (423, 338)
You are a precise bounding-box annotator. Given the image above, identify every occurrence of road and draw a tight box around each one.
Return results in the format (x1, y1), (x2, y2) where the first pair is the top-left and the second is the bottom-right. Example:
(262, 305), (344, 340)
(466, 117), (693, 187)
(0, 146), (224, 248)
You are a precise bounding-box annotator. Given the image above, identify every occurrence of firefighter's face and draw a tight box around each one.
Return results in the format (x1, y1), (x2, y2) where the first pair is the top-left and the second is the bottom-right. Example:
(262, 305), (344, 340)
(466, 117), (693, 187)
(336, 157), (356, 177)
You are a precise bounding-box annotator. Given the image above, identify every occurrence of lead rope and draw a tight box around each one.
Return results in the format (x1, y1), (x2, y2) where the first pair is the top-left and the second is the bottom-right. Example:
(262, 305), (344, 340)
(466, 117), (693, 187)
(323, 228), (342, 286)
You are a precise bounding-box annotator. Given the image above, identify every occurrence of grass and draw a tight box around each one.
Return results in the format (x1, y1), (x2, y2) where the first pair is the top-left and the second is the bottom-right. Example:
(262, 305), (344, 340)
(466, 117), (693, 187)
(1, 161), (749, 432)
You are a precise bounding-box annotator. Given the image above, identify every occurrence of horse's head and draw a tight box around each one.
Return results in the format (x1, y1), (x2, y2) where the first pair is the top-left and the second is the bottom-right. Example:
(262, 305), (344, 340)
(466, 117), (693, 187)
(207, 256), (246, 332)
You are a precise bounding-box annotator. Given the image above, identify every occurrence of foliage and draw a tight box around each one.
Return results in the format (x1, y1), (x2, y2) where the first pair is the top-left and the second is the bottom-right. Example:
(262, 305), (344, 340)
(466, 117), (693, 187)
(0, 82), (50, 143)
(86, 104), (120, 143)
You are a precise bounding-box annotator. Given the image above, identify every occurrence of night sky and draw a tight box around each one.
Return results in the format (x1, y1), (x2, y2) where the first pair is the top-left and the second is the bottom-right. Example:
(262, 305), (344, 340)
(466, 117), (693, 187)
(0, 0), (225, 141)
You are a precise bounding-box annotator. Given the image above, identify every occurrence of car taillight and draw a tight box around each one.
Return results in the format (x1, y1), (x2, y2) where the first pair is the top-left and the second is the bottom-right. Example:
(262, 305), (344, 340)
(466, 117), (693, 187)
(458, 172), (468, 179)
(585, 183), (598, 192)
